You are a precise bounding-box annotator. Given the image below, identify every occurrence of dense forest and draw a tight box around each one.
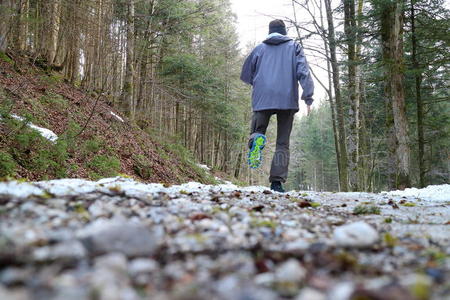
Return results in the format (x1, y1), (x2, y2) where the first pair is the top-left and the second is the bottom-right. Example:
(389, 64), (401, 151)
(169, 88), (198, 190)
(285, 0), (449, 192)
(0, 0), (448, 192)
(0, 0), (254, 183)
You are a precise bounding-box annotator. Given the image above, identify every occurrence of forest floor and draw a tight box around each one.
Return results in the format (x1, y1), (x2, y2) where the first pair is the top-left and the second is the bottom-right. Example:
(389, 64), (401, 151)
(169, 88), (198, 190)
(0, 178), (448, 300)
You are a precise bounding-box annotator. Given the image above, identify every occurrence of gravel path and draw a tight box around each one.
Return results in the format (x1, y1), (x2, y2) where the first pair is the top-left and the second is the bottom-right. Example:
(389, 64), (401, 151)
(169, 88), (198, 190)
(0, 178), (449, 300)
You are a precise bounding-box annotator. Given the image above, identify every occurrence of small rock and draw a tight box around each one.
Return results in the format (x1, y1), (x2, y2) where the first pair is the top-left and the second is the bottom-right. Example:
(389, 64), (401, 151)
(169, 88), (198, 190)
(333, 222), (379, 248)
(0, 268), (31, 286)
(163, 261), (186, 280)
(128, 258), (159, 276)
(328, 281), (355, 300)
(128, 258), (159, 285)
(88, 200), (113, 217)
(254, 272), (275, 286)
(32, 240), (86, 262)
(275, 259), (306, 283)
(50, 272), (91, 300)
(95, 252), (128, 273)
(216, 275), (277, 300)
(296, 287), (326, 300)
(46, 198), (67, 210)
(326, 216), (344, 225)
(0, 285), (28, 300)
(4, 225), (48, 247)
(92, 253), (139, 300)
(284, 239), (310, 252)
(80, 220), (159, 257)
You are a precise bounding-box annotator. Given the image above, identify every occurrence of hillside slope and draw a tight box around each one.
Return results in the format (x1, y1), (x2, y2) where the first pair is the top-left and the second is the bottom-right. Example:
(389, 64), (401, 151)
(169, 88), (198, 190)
(0, 52), (215, 184)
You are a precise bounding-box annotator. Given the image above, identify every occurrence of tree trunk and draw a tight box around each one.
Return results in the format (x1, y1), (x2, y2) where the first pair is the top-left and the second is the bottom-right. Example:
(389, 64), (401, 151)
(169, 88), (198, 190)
(324, 0), (349, 191)
(310, 0), (341, 191)
(46, 0), (60, 64)
(65, 0), (81, 84)
(344, 0), (360, 191)
(355, 0), (366, 190)
(0, 0), (13, 52)
(121, 0), (135, 119)
(410, 0), (425, 187)
(234, 137), (245, 179)
(15, 0), (28, 51)
(380, 0), (411, 189)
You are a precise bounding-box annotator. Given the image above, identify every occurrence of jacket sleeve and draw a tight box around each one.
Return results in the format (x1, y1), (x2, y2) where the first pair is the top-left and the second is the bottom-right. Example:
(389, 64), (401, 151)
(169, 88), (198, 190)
(295, 43), (314, 105)
(240, 48), (258, 85)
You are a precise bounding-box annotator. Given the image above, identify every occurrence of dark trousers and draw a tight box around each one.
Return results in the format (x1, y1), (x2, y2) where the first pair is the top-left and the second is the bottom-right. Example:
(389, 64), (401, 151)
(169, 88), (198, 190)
(249, 109), (296, 183)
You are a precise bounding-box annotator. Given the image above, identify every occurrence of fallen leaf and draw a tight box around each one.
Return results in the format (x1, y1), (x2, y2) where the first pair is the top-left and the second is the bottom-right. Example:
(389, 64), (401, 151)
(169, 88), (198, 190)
(252, 205), (265, 212)
(189, 213), (211, 221)
(298, 201), (312, 208)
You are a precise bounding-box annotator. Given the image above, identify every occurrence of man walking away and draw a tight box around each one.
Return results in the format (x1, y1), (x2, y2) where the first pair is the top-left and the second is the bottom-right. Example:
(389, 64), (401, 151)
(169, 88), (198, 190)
(240, 19), (314, 193)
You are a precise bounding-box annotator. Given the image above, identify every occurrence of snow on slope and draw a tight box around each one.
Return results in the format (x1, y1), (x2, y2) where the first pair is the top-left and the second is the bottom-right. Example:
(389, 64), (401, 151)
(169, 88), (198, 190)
(9, 114), (58, 143)
(110, 111), (124, 123)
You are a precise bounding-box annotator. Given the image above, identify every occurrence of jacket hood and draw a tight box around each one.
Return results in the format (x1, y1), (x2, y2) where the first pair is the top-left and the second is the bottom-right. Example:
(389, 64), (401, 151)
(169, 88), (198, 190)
(263, 34), (292, 45)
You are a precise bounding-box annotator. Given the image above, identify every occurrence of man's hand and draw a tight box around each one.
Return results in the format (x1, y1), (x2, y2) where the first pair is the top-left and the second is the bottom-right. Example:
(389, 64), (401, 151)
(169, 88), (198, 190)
(307, 105), (312, 116)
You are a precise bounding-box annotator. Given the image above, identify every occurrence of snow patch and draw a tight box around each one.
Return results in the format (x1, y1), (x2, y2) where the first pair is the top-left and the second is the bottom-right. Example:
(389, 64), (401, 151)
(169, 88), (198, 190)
(0, 181), (44, 198)
(110, 111), (124, 123)
(2, 177), (449, 204)
(2, 114), (58, 143)
(0, 177), (272, 200)
(384, 184), (450, 202)
(196, 164), (210, 171)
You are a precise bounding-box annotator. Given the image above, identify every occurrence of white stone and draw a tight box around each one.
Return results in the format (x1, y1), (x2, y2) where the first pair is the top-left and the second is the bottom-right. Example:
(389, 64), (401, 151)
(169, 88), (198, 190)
(92, 253), (139, 300)
(333, 221), (379, 248)
(254, 273), (275, 286)
(128, 258), (159, 276)
(296, 288), (326, 300)
(88, 200), (115, 218)
(275, 259), (306, 282)
(33, 240), (86, 262)
(95, 253), (128, 273)
(285, 239), (310, 252)
(328, 282), (355, 300)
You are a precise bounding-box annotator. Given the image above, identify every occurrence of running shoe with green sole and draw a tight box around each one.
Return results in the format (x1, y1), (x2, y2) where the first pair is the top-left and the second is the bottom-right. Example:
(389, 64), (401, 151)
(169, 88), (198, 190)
(248, 134), (267, 169)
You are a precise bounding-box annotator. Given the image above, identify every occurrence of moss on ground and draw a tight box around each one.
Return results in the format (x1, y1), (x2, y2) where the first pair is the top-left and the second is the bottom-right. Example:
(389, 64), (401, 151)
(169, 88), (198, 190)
(155, 136), (217, 184)
(0, 52), (13, 64)
(87, 154), (121, 180)
(39, 92), (69, 109)
(1, 115), (70, 179)
(0, 151), (17, 178)
(82, 136), (104, 156)
(133, 154), (153, 180)
(353, 204), (381, 215)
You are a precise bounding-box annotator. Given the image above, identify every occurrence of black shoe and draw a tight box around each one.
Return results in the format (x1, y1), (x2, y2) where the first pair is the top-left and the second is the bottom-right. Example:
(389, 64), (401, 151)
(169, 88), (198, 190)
(270, 181), (285, 193)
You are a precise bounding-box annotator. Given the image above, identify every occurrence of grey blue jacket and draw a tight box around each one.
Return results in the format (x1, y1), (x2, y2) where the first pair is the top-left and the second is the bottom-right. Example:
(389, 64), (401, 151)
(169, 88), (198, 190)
(240, 34), (314, 112)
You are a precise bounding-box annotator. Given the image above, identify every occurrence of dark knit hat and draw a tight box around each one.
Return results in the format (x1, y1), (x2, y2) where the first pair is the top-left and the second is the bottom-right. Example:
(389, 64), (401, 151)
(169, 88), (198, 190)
(269, 19), (287, 35)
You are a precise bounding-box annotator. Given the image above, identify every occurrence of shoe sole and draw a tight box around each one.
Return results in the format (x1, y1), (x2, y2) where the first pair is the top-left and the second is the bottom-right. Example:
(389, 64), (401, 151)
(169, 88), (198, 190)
(248, 134), (266, 169)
